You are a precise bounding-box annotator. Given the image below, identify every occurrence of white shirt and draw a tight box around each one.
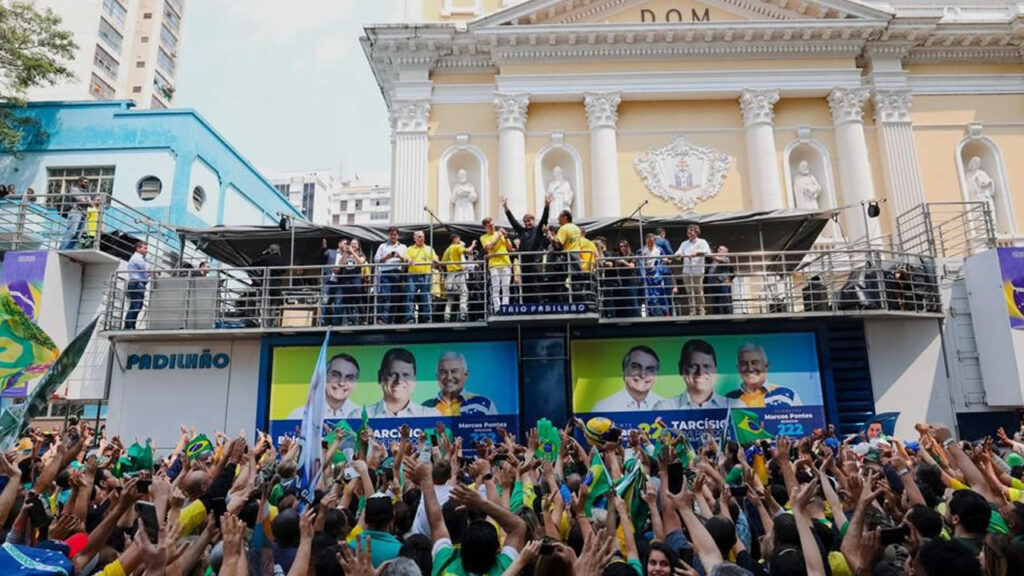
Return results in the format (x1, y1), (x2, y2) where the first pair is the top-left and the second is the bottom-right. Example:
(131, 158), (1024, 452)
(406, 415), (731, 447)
(654, 391), (729, 410)
(374, 241), (407, 272)
(286, 399), (360, 420)
(128, 252), (148, 282)
(639, 245), (663, 270)
(675, 238), (711, 275)
(591, 388), (665, 412)
(364, 400), (440, 419)
(411, 484), (452, 537)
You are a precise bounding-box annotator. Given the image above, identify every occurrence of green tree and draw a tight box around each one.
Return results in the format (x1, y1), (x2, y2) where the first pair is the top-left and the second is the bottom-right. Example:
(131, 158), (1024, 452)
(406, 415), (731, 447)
(0, 1), (77, 151)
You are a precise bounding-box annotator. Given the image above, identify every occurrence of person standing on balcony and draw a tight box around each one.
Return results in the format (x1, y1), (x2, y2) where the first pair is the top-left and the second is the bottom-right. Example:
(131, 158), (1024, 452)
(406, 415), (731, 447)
(481, 217), (513, 313)
(123, 242), (149, 329)
(60, 177), (90, 250)
(551, 210), (583, 303)
(406, 231), (439, 324)
(82, 196), (101, 250)
(672, 224), (711, 316)
(373, 227), (409, 325)
(639, 233), (670, 317)
(502, 193), (551, 303)
(441, 234), (474, 323)
(704, 245), (734, 315)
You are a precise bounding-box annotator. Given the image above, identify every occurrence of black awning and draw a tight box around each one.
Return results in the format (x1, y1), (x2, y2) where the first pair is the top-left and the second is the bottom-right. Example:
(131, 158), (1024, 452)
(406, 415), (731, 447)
(177, 209), (831, 268)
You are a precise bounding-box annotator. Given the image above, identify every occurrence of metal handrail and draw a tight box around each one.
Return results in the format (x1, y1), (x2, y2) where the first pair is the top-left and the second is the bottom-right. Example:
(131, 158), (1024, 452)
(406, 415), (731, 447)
(100, 247), (942, 332)
(896, 201), (994, 259)
(0, 193), (201, 268)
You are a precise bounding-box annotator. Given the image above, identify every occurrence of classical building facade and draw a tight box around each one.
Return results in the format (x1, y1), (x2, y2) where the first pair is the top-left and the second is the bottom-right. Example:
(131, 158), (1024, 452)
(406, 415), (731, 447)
(363, 0), (1024, 246)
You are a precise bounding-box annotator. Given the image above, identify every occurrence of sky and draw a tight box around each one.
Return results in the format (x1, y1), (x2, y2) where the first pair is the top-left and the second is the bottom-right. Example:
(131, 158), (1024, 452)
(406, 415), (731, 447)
(175, 0), (402, 184)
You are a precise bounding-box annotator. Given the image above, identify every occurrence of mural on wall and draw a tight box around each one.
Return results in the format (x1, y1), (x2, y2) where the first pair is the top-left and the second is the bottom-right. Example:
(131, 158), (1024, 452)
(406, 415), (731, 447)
(634, 136), (731, 211)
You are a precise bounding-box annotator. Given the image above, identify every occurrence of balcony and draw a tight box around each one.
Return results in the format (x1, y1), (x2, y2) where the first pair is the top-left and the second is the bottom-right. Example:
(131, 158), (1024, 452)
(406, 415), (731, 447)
(99, 247), (942, 336)
(0, 193), (194, 267)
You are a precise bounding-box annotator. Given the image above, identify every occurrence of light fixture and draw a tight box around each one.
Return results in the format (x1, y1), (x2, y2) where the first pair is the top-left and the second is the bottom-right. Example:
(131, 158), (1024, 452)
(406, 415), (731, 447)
(278, 216), (291, 231)
(866, 201), (880, 219)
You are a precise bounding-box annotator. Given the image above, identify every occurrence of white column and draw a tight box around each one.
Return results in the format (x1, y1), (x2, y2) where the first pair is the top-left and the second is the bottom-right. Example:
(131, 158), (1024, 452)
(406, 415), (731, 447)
(738, 89), (783, 211)
(494, 92), (529, 217)
(584, 92), (622, 217)
(872, 89), (926, 227)
(828, 87), (881, 243)
(389, 100), (431, 223)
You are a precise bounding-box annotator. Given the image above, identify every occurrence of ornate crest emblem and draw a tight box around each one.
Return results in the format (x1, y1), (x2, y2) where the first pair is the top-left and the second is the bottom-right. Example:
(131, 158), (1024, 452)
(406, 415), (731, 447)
(633, 136), (731, 211)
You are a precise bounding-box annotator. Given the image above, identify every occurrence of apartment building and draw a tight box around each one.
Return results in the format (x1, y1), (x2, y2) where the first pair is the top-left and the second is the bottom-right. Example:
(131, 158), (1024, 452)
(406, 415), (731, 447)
(270, 172), (337, 225)
(27, 0), (186, 109)
(333, 181), (392, 225)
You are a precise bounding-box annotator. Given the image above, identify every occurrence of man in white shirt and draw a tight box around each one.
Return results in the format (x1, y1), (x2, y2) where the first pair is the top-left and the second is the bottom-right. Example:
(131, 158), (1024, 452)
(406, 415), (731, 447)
(365, 348), (440, 418)
(591, 345), (665, 412)
(287, 353), (362, 420)
(373, 227), (409, 325)
(124, 242), (148, 329)
(655, 338), (729, 410)
(673, 224), (711, 316)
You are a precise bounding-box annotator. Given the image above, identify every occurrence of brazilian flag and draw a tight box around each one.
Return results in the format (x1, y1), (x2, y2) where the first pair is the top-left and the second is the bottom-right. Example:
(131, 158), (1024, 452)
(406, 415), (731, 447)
(185, 434), (214, 460)
(535, 418), (561, 462)
(582, 452), (612, 515)
(731, 409), (773, 445)
(356, 407), (370, 455)
(326, 421), (357, 465)
(615, 458), (649, 530)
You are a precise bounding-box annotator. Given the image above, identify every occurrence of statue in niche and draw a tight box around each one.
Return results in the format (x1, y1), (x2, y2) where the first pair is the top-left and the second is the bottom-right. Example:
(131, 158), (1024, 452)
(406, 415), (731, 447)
(965, 156), (997, 222)
(793, 161), (822, 210)
(546, 166), (575, 215)
(450, 169), (478, 221)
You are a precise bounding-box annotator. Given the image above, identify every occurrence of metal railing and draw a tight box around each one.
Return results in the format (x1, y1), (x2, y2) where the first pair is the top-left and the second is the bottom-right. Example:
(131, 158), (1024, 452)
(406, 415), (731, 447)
(101, 248), (941, 332)
(897, 202), (994, 259)
(0, 193), (199, 268)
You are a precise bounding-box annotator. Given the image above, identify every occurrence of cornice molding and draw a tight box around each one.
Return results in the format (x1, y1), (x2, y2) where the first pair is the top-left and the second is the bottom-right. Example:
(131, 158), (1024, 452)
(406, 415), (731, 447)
(906, 73), (1024, 95)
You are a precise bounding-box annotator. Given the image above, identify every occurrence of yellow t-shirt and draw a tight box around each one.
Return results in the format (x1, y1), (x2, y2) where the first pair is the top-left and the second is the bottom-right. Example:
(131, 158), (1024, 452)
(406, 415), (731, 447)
(481, 232), (511, 268)
(579, 237), (597, 272)
(556, 223), (582, 253)
(441, 244), (466, 273)
(406, 245), (437, 275)
(85, 207), (99, 236)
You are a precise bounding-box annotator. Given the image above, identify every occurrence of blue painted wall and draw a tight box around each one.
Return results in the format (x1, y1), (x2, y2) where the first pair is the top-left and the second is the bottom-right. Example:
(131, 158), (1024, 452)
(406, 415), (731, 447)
(0, 101), (301, 228)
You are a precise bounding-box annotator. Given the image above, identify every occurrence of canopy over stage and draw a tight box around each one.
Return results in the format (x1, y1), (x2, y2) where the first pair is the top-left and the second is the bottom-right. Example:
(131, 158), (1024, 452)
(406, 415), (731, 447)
(177, 209), (831, 268)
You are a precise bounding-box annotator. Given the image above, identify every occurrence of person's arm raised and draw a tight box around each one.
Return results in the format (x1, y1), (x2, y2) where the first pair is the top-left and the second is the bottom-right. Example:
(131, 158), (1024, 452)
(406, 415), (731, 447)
(0, 454), (22, 527)
(669, 484), (724, 571)
(930, 425), (1000, 503)
(404, 457), (449, 542)
(450, 482), (528, 551)
(74, 478), (141, 574)
(790, 479), (827, 576)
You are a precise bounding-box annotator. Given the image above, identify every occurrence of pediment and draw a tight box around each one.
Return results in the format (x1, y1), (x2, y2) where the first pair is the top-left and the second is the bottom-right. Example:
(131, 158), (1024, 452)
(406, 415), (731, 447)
(471, 0), (892, 28)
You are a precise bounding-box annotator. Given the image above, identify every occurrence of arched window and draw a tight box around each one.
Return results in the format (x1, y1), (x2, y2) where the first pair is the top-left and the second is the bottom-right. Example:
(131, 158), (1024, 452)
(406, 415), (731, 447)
(192, 186), (206, 211)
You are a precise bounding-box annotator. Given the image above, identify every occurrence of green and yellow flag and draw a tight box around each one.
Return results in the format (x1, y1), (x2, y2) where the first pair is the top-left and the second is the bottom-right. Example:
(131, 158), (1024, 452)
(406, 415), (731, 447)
(185, 434), (214, 460)
(583, 452), (612, 515)
(326, 420), (357, 465)
(731, 409), (773, 445)
(535, 418), (561, 462)
(0, 290), (59, 392)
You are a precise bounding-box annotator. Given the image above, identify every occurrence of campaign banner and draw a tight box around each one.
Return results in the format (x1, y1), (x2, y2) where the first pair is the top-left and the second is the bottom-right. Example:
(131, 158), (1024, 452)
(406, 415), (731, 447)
(1, 251), (49, 398)
(267, 340), (520, 449)
(998, 247), (1024, 330)
(498, 302), (588, 315)
(572, 333), (827, 442)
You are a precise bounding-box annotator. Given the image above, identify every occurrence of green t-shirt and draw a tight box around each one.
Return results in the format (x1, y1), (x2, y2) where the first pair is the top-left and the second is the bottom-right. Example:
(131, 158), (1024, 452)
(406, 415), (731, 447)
(350, 530), (402, 568)
(432, 538), (518, 576)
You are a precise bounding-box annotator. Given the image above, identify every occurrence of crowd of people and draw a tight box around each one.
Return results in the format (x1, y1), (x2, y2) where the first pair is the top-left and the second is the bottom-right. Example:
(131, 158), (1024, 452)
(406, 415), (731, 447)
(5, 415), (1024, 576)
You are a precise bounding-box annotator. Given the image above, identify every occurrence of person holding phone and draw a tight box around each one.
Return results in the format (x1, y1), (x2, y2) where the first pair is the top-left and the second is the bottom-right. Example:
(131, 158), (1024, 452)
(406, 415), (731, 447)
(373, 227), (409, 325)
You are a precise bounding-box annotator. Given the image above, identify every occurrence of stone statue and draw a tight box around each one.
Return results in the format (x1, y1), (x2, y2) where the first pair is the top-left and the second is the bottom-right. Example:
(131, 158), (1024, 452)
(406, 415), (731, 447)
(965, 156), (997, 221)
(450, 169), (478, 221)
(546, 166), (574, 215)
(793, 160), (822, 210)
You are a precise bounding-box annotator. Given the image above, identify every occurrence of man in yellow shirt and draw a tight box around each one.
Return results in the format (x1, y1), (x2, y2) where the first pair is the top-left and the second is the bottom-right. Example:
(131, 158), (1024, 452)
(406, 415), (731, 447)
(553, 210), (586, 304)
(481, 217), (513, 312)
(406, 231), (438, 323)
(441, 234), (476, 322)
